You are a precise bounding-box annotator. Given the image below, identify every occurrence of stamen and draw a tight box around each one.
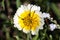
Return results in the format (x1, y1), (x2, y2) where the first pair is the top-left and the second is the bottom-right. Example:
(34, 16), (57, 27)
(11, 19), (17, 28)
(31, 11), (35, 17)
(17, 15), (24, 20)
(29, 5), (33, 17)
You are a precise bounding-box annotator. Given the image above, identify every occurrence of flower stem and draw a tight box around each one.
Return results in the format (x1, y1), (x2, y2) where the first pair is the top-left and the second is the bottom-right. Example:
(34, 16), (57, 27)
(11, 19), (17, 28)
(27, 33), (32, 40)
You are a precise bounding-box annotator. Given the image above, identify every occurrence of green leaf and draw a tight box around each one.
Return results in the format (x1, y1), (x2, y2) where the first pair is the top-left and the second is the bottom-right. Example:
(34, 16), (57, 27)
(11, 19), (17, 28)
(0, 13), (7, 19)
(3, 25), (10, 40)
(2, 0), (5, 9)
(51, 3), (60, 20)
(32, 34), (38, 40)
(16, 0), (21, 8)
(15, 36), (23, 40)
(49, 35), (52, 40)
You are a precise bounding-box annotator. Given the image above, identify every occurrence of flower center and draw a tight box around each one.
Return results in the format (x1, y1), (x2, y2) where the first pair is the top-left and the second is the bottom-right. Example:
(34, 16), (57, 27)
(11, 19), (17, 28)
(18, 10), (40, 30)
(23, 15), (33, 26)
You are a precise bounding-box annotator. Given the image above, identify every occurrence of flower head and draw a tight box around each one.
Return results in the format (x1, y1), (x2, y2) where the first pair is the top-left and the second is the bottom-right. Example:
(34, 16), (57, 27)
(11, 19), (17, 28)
(13, 4), (44, 35)
(49, 23), (57, 31)
(43, 12), (50, 19)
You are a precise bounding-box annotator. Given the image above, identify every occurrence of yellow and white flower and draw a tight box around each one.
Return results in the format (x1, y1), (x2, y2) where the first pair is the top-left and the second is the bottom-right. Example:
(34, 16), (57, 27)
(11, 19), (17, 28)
(13, 4), (44, 35)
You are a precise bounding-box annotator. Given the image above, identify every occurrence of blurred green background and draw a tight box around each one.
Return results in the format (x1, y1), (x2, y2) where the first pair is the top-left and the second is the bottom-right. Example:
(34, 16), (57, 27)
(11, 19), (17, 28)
(0, 0), (60, 40)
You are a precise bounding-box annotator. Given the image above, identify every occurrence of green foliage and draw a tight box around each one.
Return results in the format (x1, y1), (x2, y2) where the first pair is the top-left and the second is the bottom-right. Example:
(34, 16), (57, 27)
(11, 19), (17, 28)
(32, 34), (38, 40)
(51, 3), (60, 20)
(16, 0), (21, 8)
(0, 0), (60, 40)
